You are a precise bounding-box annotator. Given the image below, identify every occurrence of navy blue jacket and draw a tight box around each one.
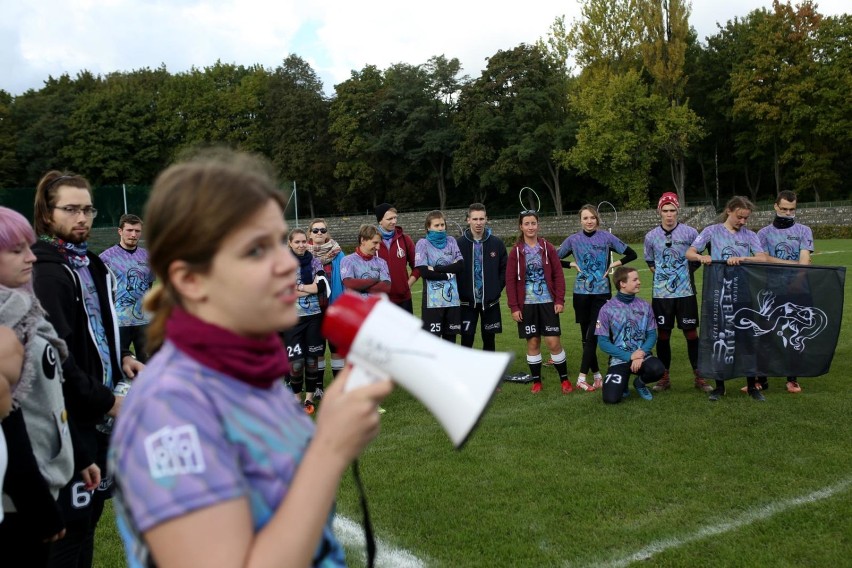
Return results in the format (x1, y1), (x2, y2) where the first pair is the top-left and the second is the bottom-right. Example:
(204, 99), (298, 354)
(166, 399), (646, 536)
(455, 228), (507, 309)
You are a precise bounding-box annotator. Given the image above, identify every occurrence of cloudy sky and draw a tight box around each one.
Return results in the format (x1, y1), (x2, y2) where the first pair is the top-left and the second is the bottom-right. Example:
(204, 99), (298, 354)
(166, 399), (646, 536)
(1, 0), (847, 97)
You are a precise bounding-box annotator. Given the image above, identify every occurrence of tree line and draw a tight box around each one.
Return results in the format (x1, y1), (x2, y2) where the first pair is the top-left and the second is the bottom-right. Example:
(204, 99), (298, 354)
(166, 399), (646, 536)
(0, 0), (849, 217)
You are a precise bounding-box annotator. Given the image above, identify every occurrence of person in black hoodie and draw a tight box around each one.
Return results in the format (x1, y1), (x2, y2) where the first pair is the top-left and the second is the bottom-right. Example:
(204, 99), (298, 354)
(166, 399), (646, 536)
(30, 171), (144, 568)
(454, 203), (507, 352)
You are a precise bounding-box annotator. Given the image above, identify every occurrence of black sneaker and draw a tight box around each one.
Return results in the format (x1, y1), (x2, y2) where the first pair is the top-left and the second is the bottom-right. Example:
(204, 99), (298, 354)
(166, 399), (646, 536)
(748, 389), (766, 402)
(708, 388), (725, 402)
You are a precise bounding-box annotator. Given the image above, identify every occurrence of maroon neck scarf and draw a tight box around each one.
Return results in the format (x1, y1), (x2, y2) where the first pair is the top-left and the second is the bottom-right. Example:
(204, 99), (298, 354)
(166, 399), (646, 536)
(355, 248), (374, 261)
(165, 307), (289, 389)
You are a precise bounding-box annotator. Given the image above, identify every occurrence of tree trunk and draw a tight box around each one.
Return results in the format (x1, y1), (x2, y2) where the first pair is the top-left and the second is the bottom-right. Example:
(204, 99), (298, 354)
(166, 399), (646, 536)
(539, 160), (563, 217)
(744, 164), (760, 202)
(670, 156), (686, 204)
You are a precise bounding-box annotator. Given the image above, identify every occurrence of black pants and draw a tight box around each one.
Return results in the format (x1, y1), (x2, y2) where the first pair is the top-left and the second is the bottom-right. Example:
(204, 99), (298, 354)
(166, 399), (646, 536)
(49, 433), (112, 568)
(602, 357), (665, 404)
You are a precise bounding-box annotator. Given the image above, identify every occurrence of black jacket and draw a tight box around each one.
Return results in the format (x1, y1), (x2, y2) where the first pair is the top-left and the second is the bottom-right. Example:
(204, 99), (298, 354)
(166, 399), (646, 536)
(455, 228), (508, 309)
(32, 241), (127, 467)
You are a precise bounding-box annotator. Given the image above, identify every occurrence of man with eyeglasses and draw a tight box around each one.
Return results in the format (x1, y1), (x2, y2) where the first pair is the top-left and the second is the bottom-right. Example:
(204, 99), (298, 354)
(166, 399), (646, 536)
(99, 214), (155, 364)
(643, 192), (711, 393)
(31, 171), (144, 568)
(751, 190), (814, 394)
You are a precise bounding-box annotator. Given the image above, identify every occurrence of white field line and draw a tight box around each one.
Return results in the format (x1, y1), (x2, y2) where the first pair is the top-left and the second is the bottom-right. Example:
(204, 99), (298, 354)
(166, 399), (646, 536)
(570, 476), (852, 568)
(334, 515), (428, 568)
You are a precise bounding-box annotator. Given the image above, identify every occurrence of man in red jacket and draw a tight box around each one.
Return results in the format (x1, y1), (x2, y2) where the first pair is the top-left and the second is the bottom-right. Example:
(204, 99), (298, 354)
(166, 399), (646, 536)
(375, 203), (420, 313)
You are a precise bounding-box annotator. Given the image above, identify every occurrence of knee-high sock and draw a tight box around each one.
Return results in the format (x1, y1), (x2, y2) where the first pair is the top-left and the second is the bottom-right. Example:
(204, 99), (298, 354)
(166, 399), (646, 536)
(331, 357), (345, 378)
(551, 349), (568, 381)
(460, 334), (475, 348)
(527, 354), (543, 384)
(656, 329), (672, 369)
(686, 335), (699, 369)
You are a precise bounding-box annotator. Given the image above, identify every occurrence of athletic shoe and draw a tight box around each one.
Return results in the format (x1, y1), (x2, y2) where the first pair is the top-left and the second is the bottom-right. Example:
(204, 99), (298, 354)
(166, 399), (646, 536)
(622, 389), (630, 399)
(786, 380), (802, 393)
(694, 376), (714, 393)
(561, 380), (573, 394)
(377, 406), (387, 414)
(653, 371), (671, 392)
(303, 400), (316, 415)
(708, 388), (725, 402)
(531, 382), (543, 393)
(576, 380), (594, 392)
(636, 385), (653, 401)
(740, 380), (768, 394)
(543, 358), (555, 367)
(592, 375), (603, 390)
(748, 389), (766, 402)
(313, 388), (325, 401)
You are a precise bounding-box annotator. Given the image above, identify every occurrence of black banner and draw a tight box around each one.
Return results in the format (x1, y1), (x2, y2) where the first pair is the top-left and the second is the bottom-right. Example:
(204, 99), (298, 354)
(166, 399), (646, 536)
(697, 262), (846, 380)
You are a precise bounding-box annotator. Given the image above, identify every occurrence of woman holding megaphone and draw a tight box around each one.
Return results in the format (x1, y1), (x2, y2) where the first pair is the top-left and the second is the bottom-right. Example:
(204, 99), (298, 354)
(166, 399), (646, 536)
(108, 150), (392, 568)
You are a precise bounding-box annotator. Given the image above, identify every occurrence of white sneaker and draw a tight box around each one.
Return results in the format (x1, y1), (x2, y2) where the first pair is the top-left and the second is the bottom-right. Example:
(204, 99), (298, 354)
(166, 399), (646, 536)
(576, 380), (595, 392)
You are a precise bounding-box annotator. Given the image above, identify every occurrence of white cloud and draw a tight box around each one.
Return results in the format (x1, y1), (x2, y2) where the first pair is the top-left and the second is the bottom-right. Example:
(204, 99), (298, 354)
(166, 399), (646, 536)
(0, 0), (848, 97)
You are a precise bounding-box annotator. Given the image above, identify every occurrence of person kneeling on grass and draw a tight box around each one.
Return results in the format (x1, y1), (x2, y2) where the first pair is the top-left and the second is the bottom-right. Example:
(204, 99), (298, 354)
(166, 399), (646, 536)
(596, 266), (665, 404)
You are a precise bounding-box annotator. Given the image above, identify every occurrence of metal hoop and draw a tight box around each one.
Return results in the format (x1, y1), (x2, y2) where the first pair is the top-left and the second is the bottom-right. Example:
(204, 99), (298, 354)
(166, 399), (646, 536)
(519, 186), (541, 213)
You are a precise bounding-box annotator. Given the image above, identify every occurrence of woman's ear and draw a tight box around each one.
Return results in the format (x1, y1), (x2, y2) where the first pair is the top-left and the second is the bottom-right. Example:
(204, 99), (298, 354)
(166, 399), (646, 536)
(169, 260), (207, 303)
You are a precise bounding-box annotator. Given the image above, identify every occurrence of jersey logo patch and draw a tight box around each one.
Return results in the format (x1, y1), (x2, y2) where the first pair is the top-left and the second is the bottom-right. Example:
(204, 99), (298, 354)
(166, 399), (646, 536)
(144, 424), (206, 479)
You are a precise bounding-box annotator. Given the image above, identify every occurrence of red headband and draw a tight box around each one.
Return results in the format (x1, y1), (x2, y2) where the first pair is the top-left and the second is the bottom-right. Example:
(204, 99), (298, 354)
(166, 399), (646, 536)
(657, 192), (680, 211)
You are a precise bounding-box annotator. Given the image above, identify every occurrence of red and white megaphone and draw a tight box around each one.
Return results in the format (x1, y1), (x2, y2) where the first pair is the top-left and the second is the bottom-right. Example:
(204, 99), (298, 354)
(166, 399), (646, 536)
(322, 291), (512, 449)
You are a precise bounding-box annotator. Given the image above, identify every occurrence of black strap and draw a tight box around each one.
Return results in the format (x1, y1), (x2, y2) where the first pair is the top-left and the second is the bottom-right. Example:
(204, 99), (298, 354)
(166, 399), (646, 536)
(352, 458), (376, 568)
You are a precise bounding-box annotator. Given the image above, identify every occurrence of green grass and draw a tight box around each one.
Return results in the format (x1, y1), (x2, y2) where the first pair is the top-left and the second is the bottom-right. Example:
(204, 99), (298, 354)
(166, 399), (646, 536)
(94, 240), (852, 567)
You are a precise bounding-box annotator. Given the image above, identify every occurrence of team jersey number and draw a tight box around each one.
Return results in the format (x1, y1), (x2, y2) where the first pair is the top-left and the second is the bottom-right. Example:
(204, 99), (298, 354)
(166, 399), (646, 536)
(287, 344), (302, 358)
(605, 373), (623, 385)
(430, 323), (442, 333)
(525, 325), (537, 335)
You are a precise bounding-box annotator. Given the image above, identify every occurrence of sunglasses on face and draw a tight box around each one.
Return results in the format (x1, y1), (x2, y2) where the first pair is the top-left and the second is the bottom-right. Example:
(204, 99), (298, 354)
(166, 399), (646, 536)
(311, 228), (328, 234)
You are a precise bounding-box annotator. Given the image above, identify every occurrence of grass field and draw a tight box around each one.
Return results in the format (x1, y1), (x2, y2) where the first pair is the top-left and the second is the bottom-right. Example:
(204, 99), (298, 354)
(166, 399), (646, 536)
(94, 240), (851, 567)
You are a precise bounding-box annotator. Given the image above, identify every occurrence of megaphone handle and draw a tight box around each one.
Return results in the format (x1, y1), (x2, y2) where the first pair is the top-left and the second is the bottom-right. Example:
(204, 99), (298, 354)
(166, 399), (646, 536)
(344, 364), (391, 392)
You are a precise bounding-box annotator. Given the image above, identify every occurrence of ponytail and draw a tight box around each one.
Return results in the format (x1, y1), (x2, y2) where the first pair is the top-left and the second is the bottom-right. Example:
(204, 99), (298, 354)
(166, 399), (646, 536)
(144, 282), (177, 354)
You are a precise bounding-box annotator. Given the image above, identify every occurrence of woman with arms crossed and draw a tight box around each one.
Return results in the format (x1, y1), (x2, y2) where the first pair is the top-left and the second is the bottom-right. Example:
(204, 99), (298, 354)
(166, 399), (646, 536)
(108, 151), (392, 567)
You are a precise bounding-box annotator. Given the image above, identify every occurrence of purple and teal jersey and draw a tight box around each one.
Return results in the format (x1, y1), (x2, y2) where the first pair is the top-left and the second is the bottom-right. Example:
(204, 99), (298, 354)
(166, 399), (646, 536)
(99, 245), (154, 327)
(644, 224), (699, 299)
(558, 231), (628, 295)
(690, 224), (764, 260)
(523, 243), (553, 305)
(296, 256), (323, 318)
(757, 223), (813, 261)
(415, 238), (463, 308)
(340, 253), (391, 295)
(595, 297), (656, 365)
(77, 266), (114, 386)
(108, 342), (345, 568)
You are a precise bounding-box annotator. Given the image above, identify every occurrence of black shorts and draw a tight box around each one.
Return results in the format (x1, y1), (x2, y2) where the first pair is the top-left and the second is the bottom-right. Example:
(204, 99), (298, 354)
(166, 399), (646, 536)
(460, 303), (503, 337)
(651, 296), (699, 330)
(282, 313), (325, 361)
(572, 293), (610, 325)
(421, 306), (462, 336)
(517, 303), (562, 339)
